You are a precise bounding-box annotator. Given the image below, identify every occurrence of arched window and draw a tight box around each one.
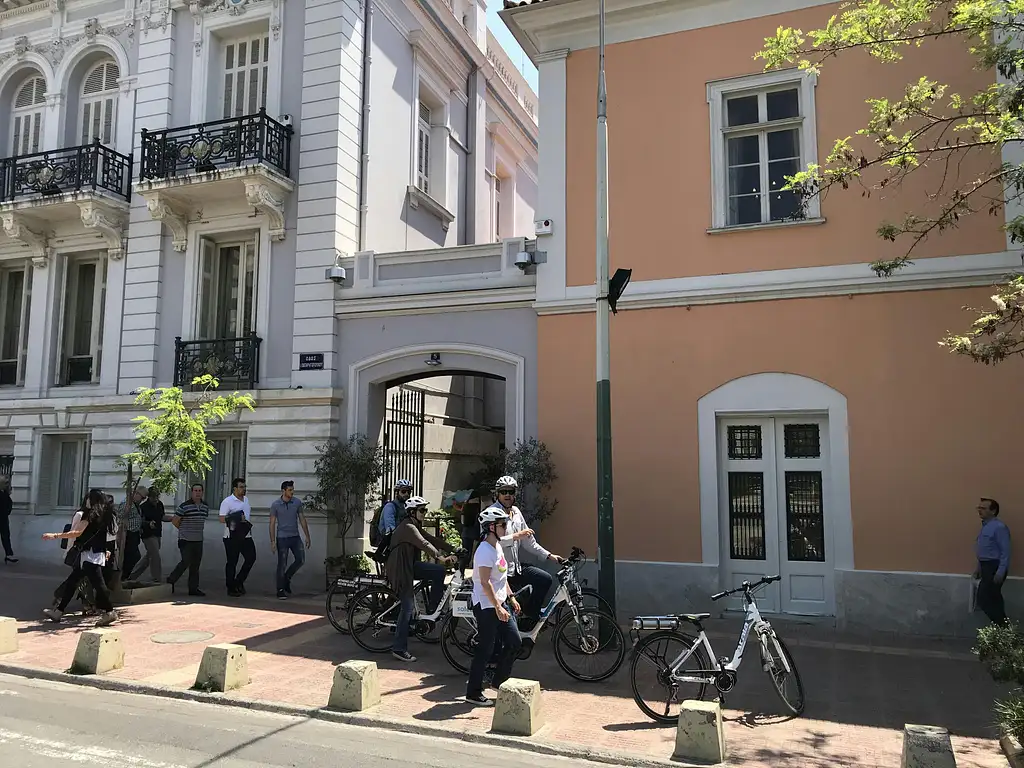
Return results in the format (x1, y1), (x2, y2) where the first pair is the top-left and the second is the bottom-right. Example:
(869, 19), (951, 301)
(79, 60), (119, 146)
(10, 75), (45, 156)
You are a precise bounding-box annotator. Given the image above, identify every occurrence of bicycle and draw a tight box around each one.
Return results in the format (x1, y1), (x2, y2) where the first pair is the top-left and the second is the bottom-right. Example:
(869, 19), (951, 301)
(326, 549), (435, 636)
(439, 546), (626, 682)
(628, 574), (805, 723)
(346, 549), (470, 652)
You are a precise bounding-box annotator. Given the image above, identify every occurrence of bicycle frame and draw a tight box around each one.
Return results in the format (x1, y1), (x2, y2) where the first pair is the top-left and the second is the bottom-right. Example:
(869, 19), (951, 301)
(366, 568), (466, 629)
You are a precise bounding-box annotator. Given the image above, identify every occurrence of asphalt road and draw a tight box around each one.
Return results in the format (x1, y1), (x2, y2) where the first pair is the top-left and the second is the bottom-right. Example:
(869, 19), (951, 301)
(0, 673), (598, 768)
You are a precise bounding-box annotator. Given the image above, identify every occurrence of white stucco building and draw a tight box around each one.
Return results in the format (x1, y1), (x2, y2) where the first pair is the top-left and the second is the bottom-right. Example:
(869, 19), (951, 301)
(0, 0), (539, 588)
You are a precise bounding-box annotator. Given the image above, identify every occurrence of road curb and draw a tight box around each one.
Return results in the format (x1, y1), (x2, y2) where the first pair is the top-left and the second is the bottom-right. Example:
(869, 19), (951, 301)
(0, 661), (688, 768)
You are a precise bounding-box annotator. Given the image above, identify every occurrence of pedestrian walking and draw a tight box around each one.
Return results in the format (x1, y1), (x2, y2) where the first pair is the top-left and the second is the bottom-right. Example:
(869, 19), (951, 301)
(117, 487), (145, 582)
(269, 481), (311, 599)
(131, 487), (169, 583)
(52, 495), (95, 614)
(0, 479), (16, 564)
(167, 484), (209, 596)
(974, 497), (1011, 624)
(220, 478), (255, 597)
(41, 488), (118, 626)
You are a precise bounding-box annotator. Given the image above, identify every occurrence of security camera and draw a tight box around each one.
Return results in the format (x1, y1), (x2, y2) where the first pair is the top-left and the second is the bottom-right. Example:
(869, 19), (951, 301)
(325, 265), (347, 284)
(514, 251), (533, 270)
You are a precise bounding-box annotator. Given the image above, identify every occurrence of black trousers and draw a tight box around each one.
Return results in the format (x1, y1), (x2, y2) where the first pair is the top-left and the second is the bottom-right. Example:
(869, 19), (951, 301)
(224, 537), (256, 590)
(978, 559), (1008, 624)
(0, 513), (12, 557)
(508, 565), (554, 628)
(57, 562), (112, 612)
(168, 540), (204, 593)
(122, 531), (142, 582)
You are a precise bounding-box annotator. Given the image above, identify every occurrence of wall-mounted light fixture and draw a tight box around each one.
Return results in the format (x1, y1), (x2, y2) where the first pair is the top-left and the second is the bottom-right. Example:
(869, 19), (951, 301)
(425, 352), (442, 367)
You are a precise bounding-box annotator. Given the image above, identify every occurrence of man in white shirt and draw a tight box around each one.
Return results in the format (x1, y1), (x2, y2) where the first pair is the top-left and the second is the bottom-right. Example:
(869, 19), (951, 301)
(220, 477), (256, 597)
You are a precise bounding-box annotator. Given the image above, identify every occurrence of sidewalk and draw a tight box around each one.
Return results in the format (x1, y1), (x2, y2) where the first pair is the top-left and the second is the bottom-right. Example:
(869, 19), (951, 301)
(0, 561), (1010, 767)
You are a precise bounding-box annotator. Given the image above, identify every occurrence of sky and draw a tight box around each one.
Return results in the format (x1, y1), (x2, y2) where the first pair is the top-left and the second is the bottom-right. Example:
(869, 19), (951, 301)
(487, 3), (540, 93)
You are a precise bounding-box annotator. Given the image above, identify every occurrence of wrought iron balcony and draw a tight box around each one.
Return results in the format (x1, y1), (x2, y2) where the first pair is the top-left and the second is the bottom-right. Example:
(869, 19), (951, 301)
(0, 140), (132, 203)
(173, 333), (262, 390)
(139, 108), (293, 182)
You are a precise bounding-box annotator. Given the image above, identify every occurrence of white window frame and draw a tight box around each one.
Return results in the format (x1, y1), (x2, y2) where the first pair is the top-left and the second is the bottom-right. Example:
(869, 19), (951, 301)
(195, 234), (259, 341)
(78, 60), (120, 146)
(0, 262), (32, 388)
(10, 74), (46, 157)
(54, 435), (90, 509)
(220, 32), (270, 120)
(707, 68), (820, 231)
(412, 65), (451, 208)
(190, 431), (247, 506)
(56, 253), (107, 387)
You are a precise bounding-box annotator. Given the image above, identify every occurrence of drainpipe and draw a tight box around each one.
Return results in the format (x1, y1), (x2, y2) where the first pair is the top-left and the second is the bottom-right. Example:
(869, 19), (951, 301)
(357, 0), (374, 251)
(464, 66), (479, 244)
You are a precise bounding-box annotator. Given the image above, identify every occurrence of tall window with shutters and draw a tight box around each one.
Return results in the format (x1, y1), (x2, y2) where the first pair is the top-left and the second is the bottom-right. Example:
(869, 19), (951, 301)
(58, 255), (107, 386)
(0, 263), (31, 387)
(222, 34), (270, 119)
(416, 102), (431, 194)
(196, 236), (258, 341)
(10, 75), (45, 157)
(79, 60), (120, 146)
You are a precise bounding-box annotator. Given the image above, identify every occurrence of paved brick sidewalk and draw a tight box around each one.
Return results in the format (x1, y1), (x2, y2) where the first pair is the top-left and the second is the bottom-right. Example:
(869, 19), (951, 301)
(0, 563), (1010, 767)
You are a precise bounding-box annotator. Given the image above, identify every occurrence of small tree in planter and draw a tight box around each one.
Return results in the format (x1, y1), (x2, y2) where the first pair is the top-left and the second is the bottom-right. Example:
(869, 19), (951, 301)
(469, 437), (558, 526)
(305, 434), (386, 576)
(977, 622), (1024, 745)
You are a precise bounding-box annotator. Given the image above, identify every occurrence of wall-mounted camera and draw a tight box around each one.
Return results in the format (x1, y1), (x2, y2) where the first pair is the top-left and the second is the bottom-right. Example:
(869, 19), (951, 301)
(280, 114), (293, 128)
(514, 251), (533, 270)
(325, 265), (347, 284)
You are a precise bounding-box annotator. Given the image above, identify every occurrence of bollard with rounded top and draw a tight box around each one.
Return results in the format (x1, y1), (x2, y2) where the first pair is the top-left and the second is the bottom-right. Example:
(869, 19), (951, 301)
(674, 699), (726, 764)
(492, 678), (545, 737)
(902, 724), (957, 768)
(71, 629), (124, 675)
(328, 660), (381, 712)
(194, 643), (248, 692)
(0, 617), (17, 655)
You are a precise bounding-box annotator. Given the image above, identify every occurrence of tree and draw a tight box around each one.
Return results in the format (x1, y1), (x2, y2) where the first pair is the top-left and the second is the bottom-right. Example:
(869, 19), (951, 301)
(116, 375), (255, 498)
(758, 0), (1024, 363)
(976, 621), (1024, 741)
(468, 437), (559, 525)
(304, 434), (386, 556)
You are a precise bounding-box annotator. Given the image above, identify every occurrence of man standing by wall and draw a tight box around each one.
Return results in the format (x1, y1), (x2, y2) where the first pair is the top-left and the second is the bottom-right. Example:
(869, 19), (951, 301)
(117, 487), (145, 582)
(270, 480), (311, 599)
(220, 478), (256, 597)
(167, 484), (209, 597)
(0, 479), (15, 564)
(975, 497), (1011, 624)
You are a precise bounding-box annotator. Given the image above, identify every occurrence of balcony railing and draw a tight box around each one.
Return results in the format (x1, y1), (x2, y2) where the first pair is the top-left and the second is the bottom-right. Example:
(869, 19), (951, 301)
(173, 333), (262, 390)
(0, 140), (132, 203)
(139, 108), (293, 182)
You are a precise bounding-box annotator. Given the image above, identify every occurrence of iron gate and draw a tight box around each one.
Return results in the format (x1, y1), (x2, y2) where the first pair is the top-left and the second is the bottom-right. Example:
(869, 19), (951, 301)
(381, 386), (425, 499)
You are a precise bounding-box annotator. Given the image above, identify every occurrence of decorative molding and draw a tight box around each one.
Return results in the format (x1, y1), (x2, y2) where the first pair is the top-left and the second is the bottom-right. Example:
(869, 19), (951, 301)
(0, 212), (51, 269)
(44, 92), (64, 110)
(78, 201), (127, 260)
(243, 179), (286, 241)
(270, 0), (281, 39)
(140, 0), (171, 35)
(143, 195), (189, 252)
(532, 47), (569, 63)
(409, 29), (468, 91)
(0, 18), (136, 69)
(407, 185), (456, 232)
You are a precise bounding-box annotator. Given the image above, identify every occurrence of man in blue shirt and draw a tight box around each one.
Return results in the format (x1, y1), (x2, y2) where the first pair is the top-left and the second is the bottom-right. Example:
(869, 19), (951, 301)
(975, 497), (1011, 624)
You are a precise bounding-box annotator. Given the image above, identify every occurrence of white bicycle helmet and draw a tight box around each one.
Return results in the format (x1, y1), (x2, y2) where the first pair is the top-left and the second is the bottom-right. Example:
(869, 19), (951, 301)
(395, 479), (414, 491)
(494, 475), (518, 491)
(404, 495), (428, 511)
(478, 505), (510, 537)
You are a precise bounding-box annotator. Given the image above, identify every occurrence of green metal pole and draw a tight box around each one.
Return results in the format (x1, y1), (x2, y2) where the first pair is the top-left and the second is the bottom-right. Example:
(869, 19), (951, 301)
(595, 0), (616, 614)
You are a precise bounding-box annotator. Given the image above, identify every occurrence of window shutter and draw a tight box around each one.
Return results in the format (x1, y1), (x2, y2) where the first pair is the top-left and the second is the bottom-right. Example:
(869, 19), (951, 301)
(11, 76), (45, 156)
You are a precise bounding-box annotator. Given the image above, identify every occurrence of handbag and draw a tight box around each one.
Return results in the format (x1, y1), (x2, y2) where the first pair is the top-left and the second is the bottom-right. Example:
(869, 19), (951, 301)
(59, 523), (72, 550)
(64, 545), (81, 569)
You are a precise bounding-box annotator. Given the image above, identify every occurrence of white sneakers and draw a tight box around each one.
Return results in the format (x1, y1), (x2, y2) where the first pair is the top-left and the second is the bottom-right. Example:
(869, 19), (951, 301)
(41, 608), (117, 626)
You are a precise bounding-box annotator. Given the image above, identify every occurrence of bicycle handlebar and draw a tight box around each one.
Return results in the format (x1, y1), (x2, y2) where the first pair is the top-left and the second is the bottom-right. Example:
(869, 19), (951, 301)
(710, 574), (780, 602)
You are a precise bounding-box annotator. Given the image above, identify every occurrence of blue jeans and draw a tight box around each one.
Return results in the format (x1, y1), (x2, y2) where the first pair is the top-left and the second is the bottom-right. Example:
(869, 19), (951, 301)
(467, 602), (521, 698)
(392, 593), (417, 653)
(413, 560), (445, 613)
(275, 536), (305, 591)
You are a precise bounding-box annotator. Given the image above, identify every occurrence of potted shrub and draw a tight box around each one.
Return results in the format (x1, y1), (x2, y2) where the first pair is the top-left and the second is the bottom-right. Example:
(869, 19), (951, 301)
(976, 621), (1024, 761)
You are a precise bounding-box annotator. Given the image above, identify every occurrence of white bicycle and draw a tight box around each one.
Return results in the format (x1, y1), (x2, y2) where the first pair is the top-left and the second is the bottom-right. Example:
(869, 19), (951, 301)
(628, 574), (805, 723)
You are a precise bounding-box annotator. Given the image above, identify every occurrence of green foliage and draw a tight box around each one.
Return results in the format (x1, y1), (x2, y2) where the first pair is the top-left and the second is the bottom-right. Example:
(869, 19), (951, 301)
(758, 0), (1024, 362)
(977, 621), (1024, 740)
(425, 509), (463, 550)
(324, 553), (372, 574)
(304, 434), (386, 555)
(116, 375), (255, 497)
(469, 437), (559, 525)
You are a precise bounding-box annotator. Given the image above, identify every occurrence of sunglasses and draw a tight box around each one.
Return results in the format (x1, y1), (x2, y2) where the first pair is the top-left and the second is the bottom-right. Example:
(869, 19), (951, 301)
(498, 490), (516, 495)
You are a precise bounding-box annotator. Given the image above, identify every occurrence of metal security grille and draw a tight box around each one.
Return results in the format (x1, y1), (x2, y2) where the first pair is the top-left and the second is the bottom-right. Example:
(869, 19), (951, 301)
(0, 454), (13, 478)
(784, 423), (821, 458)
(727, 425), (762, 459)
(381, 386), (425, 499)
(785, 471), (825, 562)
(728, 472), (766, 560)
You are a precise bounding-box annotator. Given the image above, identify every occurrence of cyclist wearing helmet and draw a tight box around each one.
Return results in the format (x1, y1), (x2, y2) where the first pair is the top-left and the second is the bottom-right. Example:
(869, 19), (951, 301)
(385, 495), (456, 662)
(466, 506), (522, 706)
(488, 475), (563, 631)
(377, 479), (414, 539)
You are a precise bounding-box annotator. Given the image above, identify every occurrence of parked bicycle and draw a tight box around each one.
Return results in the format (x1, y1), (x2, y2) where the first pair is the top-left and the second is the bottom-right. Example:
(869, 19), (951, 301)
(440, 546), (625, 682)
(628, 574), (805, 723)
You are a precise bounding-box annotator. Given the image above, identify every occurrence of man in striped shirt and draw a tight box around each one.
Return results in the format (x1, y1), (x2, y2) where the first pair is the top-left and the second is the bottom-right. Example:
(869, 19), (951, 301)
(167, 483), (209, 597)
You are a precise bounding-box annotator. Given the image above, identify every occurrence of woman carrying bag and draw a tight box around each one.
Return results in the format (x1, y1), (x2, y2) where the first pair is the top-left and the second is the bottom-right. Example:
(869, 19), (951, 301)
(41, 488), (118, 626)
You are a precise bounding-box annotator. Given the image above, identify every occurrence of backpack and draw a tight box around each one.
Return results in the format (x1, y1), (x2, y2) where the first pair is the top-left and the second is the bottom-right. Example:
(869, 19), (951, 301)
(369, 501), (394, 548)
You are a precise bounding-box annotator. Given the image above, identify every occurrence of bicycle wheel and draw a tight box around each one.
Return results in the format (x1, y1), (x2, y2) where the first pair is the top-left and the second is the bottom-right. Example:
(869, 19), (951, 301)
(761, 631), (805, 716)
(347, 585), (399, 653)
(552, 587), (615, 627)
(413, 581), (442, 644)
(552, 608), (625, 682)
(326, 581), (352, 634)
(630, 630), (711, 724)
(440, 614), (477, 674)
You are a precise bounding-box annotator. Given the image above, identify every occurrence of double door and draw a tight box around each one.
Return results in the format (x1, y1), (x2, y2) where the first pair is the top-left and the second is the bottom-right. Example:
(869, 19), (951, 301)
(718, 416), (834, 616)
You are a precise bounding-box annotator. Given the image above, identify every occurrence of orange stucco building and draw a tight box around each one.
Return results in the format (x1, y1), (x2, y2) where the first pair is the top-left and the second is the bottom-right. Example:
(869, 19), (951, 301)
(502, 0), (1020, 635)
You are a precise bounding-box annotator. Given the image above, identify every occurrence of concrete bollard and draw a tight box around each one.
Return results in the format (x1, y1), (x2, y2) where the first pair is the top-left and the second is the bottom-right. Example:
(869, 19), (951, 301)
(673, 699), (726, 764)
(492, 678), (545, 737)
(194, 643), (249, 693)
(0, 617), (17, 654)
(71, 629), (124, 675)
(327, 660), (381, 712)
(902, 724), (957, 768)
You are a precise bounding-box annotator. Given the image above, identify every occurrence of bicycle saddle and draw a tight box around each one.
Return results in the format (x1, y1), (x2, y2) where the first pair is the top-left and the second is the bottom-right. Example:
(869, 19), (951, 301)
(677, 613), (711, 623)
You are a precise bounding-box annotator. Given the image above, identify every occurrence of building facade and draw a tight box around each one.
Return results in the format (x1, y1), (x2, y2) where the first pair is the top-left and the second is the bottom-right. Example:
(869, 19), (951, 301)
(502, 0), (1021, 636)
(1, 0), (539, 591)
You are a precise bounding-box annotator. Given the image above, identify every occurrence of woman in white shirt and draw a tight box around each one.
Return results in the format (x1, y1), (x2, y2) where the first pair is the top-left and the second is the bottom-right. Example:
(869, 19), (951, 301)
(465, 506), (530, 706)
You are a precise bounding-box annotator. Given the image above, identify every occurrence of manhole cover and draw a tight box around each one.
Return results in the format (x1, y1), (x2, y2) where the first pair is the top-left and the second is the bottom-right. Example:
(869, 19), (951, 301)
(150, 630), (216, 645)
